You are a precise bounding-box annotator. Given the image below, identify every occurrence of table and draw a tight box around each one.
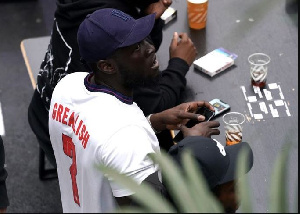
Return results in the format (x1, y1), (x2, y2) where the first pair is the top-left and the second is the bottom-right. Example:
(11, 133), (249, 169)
(157, 0), (298, 212)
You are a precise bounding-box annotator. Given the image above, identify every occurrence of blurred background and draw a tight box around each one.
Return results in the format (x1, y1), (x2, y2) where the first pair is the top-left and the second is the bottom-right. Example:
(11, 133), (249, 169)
(0, 0), (62, 212)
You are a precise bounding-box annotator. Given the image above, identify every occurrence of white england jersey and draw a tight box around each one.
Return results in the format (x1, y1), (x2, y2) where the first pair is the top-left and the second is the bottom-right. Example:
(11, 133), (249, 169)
(49, 72), (160, 213)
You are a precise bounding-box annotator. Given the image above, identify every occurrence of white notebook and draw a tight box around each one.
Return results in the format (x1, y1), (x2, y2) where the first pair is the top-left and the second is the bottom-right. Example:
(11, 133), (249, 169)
(194, 48), (238, 77)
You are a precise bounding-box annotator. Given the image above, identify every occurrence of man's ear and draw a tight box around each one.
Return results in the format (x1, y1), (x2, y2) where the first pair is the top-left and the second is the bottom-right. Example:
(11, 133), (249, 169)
(97, 60), (117, 74)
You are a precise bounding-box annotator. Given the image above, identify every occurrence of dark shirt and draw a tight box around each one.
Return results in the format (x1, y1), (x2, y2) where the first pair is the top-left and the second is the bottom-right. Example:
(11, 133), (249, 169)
(55, 0), (158, 28)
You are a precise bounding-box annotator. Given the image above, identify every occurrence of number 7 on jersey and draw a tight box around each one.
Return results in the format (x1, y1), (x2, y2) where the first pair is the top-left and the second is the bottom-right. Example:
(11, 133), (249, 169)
(62, 134), (80, 206)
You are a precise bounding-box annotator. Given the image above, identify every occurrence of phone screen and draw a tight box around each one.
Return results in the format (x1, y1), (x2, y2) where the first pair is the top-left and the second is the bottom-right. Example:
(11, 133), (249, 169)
(173, 99), (230, 143)
(209, 99), (230, 117)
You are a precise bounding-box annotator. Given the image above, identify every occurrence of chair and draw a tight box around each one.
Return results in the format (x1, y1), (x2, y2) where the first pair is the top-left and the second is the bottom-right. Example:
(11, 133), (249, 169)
(20, 36), (57, 180)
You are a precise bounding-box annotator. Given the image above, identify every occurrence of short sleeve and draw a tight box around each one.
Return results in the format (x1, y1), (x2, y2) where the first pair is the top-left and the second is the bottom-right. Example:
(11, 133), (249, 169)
(97, 125), (158, 197)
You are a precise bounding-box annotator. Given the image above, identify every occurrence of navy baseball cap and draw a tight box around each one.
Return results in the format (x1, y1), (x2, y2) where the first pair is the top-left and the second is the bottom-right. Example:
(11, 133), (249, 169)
(168, 136), (253, 189)
(77, 8), (156, 62)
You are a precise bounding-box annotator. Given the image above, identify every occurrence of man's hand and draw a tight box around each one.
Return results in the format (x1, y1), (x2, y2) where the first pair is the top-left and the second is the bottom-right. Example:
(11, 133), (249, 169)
(169, 32), (198, 66)
(180, 121), (220, 138)
(150, 101), (214, 132)
(144, 0), (173, 19)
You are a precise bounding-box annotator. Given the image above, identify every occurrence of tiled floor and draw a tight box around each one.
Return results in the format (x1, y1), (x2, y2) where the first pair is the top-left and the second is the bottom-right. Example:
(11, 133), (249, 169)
(0, 0), (62, 212)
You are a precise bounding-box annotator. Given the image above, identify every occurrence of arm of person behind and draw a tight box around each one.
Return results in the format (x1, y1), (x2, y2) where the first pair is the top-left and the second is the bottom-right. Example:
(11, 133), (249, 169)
(141, 0), (173, 50)
(133, 32), (197, 116)
(0, 137), (9, 213)
(134, 0), (172, 19)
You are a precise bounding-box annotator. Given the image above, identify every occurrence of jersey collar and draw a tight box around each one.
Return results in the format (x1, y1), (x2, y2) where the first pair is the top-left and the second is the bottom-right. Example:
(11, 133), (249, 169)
(84, 73), (133, 105)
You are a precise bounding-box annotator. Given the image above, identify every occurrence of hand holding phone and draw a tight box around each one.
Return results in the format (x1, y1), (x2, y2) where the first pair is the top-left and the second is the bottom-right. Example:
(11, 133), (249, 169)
(178, 119), (220, 140)
(182, 106), (215, 128)
(173, 98), (230, 142)
(173, 106), (216, 142)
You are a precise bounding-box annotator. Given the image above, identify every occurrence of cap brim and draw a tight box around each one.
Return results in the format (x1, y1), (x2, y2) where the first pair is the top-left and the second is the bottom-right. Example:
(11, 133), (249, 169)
(119, 13), (156, 48)
(219, 142), (254, 185)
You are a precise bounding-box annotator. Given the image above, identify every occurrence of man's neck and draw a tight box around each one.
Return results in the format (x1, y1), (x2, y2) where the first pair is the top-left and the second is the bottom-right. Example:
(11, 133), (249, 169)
(92, 75), (133, 97)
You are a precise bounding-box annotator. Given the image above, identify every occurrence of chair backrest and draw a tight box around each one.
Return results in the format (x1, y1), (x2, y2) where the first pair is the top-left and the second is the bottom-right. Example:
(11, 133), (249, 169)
(20, 36), (51, 89)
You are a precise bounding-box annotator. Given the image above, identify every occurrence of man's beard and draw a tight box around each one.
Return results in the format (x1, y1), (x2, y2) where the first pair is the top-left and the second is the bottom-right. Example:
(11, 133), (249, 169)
(119, 67), (161, 88)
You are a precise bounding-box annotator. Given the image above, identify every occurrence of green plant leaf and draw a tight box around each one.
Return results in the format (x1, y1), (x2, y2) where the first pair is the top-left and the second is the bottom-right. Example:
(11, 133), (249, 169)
(235, 147), (253, 213)
(268, 142), (292, 213)
(149, 151), (200, 213)
(98, 164), (176, 213)
(294, 179), (298, 213)
(181, 149), (223, 213)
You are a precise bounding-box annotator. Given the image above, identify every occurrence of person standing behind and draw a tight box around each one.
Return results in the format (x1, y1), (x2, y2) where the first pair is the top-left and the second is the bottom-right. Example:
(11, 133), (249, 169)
(28, 0), (197, 170)
(48, 8), (220, 212)
(0, 136), (9, 213)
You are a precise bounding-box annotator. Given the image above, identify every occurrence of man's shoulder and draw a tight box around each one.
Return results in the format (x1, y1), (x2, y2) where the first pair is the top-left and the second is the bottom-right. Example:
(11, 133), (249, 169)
(57, 72), (88, 86)
(51, 72), (89, 102)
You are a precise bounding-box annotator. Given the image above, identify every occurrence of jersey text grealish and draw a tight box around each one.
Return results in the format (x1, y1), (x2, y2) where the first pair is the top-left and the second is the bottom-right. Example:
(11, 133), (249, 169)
(51, 103), (90, 148)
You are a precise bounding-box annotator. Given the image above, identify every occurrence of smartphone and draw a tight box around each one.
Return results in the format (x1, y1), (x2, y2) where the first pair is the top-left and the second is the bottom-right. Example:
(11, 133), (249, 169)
(173, 99), (230, 143)
(209, 99), (230, 118)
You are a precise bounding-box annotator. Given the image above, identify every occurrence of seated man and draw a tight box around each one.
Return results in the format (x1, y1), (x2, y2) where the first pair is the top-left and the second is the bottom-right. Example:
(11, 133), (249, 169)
(28, 0), (194, 172)
(168, 136), (254, 213)
(48, 8), (220, 212)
